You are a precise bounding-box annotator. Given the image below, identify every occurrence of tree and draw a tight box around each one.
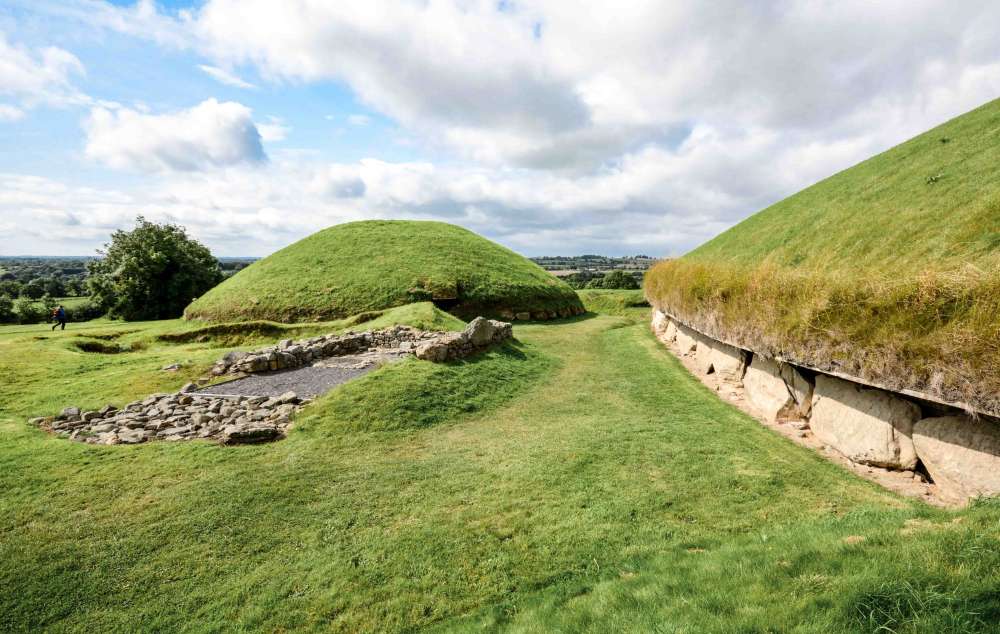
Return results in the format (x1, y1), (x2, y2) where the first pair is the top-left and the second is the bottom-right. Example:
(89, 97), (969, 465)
(22, 278), (45, 299)
(86, 216), (224, 321)
(44, 276), (66, 298)
(0, 279), (22, 298)
(586, 270), (640, 290)
(0, 295), (14, 323)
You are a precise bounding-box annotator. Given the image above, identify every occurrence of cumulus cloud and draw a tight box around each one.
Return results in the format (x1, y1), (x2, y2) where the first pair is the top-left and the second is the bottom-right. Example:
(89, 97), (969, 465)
(198, 64), (256, 89)
(0, 33), (87, 111)
(7, 1), (1000, 256)
(83, 98), (267, 172)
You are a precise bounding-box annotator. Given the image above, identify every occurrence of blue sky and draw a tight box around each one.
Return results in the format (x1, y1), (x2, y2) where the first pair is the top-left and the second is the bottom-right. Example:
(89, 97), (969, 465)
(2, 1), (1000, 257)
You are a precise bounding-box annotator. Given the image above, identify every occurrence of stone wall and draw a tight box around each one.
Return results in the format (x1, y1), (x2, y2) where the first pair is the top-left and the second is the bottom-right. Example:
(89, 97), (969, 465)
(30, 317), (514, 447)
(652, 309), (1000, 503)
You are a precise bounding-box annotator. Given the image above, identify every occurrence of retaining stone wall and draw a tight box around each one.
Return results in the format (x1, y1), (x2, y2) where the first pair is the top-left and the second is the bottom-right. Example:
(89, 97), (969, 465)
(652, 309), (1000, 503)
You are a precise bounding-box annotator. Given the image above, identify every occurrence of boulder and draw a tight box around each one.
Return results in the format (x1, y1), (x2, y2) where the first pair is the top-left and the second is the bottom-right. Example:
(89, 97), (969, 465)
(913, 415), (1000, 500)
(651, 310), (670, 336)
(464, 316), (498, 346)
(742, 355), (812, 422)
(810, 374), (919, 469)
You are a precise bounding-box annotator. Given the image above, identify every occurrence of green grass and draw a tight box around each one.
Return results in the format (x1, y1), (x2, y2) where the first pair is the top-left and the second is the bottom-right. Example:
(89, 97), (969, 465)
(577, 288), (649, 317)
(185, 220), (582, 323)
(3, 304), (1000, 631)
(647, 97), (1000, 415)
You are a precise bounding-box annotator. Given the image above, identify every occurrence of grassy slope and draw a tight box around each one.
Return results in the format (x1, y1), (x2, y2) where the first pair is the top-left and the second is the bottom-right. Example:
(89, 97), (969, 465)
(687, 97), (1000, 273)
(3, 308), (1000, 632)
(647, 98), (1000, 413)
(185, 220), (582, 322)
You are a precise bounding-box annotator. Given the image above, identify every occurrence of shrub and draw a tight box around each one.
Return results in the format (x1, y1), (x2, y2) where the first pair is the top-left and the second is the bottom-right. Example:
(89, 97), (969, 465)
(13, 297), (45, 324)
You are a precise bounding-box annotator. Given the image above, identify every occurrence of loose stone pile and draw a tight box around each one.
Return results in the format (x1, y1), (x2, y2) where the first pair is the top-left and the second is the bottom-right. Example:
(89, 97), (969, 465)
(210, 318), (512, 375)
(32, 389), (302, 446)
(30, 317), (514, 446)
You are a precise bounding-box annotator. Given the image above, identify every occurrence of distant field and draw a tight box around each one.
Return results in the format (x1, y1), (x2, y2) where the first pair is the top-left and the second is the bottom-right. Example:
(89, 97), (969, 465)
(647, 97), (1000, 415)
(3, 304), (1000, 631)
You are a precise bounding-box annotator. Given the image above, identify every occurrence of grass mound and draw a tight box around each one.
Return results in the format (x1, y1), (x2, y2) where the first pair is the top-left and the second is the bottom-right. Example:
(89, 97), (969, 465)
(578, 288), (650, 317)
(184, 220), (582, 322)
(647, 97), (1000, 414)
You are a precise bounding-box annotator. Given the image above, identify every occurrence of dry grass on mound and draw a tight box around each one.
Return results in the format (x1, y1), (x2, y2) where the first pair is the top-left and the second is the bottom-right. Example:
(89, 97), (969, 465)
(645, 258), (1000, 415)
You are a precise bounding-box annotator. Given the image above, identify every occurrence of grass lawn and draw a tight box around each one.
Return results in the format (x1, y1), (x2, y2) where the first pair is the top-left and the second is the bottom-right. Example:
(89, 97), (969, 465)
(2, 305), (999, 632)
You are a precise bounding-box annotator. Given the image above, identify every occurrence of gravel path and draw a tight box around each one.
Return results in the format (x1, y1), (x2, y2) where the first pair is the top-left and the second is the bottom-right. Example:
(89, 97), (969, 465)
(197, 365), (376, 399)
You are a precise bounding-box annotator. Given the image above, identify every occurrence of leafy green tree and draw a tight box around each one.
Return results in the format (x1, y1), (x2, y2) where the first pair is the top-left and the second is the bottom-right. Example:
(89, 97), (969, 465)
(21, 278), (45, 299)
(0, 280), (21, 298)
(0, 295), (14, 323)
(44, 277), (66, 298)
(86, 216), (224, 321)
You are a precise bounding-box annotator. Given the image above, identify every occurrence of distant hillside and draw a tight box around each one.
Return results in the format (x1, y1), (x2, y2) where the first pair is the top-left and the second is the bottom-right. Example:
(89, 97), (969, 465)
(185, 220), (582, 322)
(647, 97), (1000, 414)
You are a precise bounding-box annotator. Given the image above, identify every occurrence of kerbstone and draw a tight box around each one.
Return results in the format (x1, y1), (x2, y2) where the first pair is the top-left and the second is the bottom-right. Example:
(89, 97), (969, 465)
(810, 374), (919, 469)
(913, 415), (1000, 500)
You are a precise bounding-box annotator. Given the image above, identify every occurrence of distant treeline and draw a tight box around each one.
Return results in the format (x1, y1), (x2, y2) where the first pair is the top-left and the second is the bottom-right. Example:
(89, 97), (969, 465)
(529, 255), (659, 289)
(0, 256), (258, 324)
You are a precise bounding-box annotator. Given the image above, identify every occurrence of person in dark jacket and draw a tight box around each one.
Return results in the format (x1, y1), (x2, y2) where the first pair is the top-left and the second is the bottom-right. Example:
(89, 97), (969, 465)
(51, 305), (67, 330)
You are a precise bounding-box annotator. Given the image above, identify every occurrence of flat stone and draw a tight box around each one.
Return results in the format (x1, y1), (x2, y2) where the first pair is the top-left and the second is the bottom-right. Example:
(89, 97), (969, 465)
(913, 415), (1000, 501)
(810, 374), (919, 470)
(708, 341), (746, 385)
(221, 425), (281, 445)
(118, 429), (150, 444)
(674, 324), (698, 356)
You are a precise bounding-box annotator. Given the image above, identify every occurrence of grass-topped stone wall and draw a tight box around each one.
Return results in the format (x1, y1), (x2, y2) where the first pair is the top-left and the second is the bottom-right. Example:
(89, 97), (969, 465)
(646, 97), (1000, 416)
(185, 220), (583, 323)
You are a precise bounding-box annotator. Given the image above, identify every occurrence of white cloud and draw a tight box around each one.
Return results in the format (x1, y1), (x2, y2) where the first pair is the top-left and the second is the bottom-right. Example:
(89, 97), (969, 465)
(6, 1), (1000, 257)
(347, 114), (370, 126)
(0, 104), (25, 121)
(198, 64), (257, 89)
(83, 98), (267, 172)
(257, 115), (289, 142)
(0, 33), (87, 111)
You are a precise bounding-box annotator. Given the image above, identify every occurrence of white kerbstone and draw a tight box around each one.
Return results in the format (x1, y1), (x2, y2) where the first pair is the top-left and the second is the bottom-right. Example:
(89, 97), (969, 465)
(708, 341), (746, 384)
(742, 355), (812, 422)
(913, 415), (1000, 500)
(674, 324), (698, 356)
(810, 375), (919, 469)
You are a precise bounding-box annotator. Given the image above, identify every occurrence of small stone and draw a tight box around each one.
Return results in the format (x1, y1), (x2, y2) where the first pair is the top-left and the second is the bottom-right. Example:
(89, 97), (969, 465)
(118, 429), (150, 444)
(161, 363), (181, 371)
(180, 382), (197, 394)
(82, 411), (101, 422)
(98, 404), (118, 416)
(277, 391), (298, 405)
(28, 417), (46, 426)
(221, 424), (281, 445)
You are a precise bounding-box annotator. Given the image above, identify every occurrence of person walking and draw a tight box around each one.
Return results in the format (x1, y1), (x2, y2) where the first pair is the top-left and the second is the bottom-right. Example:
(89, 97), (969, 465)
(51, 305), (67, 331)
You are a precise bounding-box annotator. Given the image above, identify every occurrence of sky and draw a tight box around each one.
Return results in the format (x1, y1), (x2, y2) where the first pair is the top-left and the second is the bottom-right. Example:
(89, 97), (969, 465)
(2, 1), (1000, 257)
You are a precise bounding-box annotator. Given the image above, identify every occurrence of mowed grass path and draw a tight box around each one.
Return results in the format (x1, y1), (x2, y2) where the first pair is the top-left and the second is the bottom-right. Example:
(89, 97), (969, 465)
(2, 313), (999, 632)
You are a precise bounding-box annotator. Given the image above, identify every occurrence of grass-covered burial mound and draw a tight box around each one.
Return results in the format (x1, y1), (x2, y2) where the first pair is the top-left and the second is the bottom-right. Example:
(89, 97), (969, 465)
(646, 97), (1000, 415)
(185, 220), (582, 322)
